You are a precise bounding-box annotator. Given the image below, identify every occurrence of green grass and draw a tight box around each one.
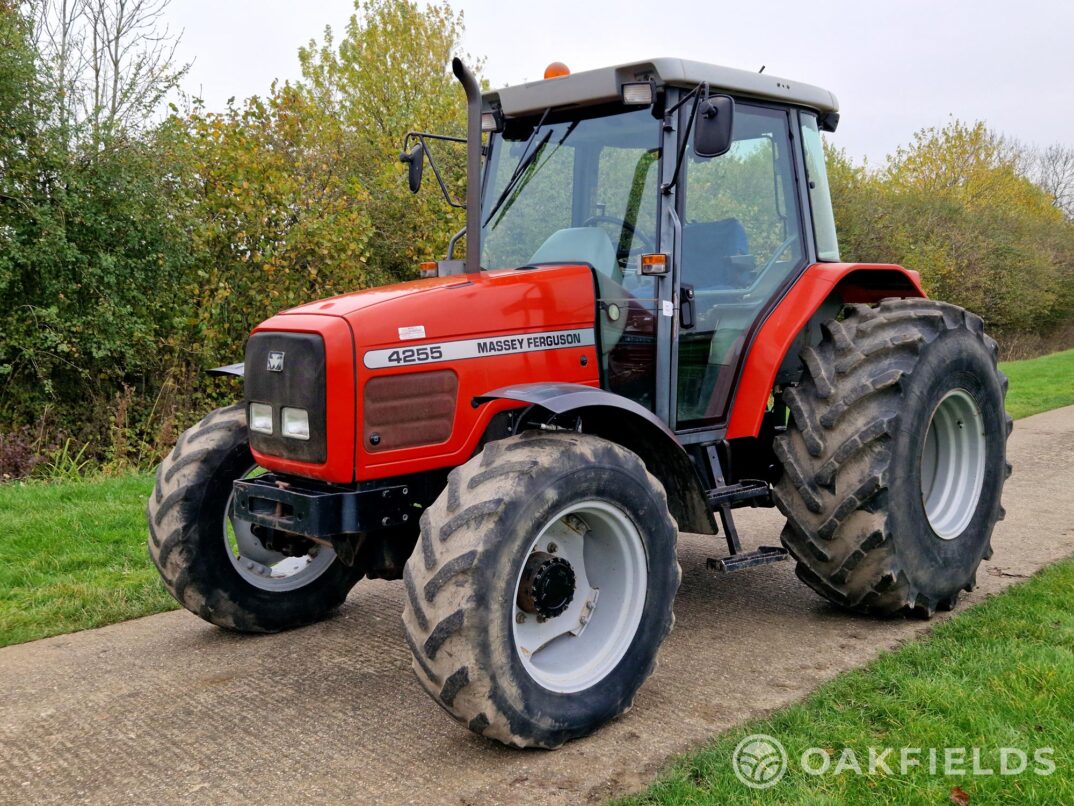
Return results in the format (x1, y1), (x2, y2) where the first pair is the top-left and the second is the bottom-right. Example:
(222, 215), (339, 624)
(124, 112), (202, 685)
(1000, 348), (1074, 420)
(625, 558), (1074, 805)
(0, 474), (177, 648)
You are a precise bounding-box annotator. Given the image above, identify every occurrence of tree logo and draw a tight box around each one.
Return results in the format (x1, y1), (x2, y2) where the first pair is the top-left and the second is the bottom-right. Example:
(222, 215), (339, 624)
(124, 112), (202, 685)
(732, 734), (788, 789)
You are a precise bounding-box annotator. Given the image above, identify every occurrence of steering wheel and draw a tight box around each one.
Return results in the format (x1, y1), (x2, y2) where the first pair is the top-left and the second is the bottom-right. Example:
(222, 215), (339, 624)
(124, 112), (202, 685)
(755, 234), (799, 281)
(582, 215), (655, 262)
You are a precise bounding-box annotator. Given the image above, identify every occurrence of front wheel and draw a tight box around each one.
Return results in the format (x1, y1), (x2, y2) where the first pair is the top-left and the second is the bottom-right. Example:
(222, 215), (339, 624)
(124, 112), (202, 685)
(402, 431), (680, 748)
(147, 404), (364, 632)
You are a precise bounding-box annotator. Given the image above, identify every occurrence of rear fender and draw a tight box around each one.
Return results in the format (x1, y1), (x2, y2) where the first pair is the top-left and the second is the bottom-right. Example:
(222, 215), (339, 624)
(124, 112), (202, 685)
(477, 383), (717, 535)
(726, 263), (925, 439)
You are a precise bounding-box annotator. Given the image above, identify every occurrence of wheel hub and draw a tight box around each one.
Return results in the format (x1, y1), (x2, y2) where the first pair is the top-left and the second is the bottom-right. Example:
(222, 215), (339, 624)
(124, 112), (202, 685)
(920, 389), (987, 540)
(517, 552), (576, 618)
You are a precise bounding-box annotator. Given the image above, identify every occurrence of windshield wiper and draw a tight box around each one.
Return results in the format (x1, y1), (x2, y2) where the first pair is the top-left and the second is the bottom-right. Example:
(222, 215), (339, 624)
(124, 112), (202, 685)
(485, 118), (582, 230)
(482, 108), (552, 226)
(483, 128), (552, 227)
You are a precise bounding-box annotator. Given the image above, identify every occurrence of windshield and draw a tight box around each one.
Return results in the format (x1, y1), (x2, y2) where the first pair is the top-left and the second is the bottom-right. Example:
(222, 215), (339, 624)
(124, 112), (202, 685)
(480, 107), (661, 278)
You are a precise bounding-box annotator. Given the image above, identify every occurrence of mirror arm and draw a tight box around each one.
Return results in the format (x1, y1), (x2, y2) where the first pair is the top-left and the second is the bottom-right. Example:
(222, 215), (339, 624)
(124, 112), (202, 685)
(447, 226), (466, 259)
(402, 131), (466, 210)
(660, 83), (706, 196)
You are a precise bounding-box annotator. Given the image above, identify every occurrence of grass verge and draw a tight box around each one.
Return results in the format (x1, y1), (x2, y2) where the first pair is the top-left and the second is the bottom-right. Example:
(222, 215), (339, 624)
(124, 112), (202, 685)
(1000, 348), (1074, 420)
(624, 558), (1074, 805)
(0, 474), (177, 648)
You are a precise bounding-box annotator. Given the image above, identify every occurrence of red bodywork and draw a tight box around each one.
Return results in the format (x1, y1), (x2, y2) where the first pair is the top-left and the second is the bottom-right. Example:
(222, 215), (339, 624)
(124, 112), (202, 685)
(251, 264), (600, 483)
(726, 263), (925, 439)
(250, 261), (923, 483)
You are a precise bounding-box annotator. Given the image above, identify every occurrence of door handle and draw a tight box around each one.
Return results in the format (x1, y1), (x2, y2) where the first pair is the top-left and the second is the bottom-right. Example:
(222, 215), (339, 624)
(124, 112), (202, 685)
(680, 284), (695, 329)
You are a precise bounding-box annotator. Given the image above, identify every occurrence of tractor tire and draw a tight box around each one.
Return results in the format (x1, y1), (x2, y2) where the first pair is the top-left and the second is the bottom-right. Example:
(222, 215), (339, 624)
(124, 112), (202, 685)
(401, 430), (680, 748)
(147, 403), (364, 632)
(773, 299), (1011, 618)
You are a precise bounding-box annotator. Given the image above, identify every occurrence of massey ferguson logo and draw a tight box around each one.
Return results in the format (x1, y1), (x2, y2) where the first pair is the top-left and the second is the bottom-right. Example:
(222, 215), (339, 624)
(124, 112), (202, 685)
(267, 351), (285, 372)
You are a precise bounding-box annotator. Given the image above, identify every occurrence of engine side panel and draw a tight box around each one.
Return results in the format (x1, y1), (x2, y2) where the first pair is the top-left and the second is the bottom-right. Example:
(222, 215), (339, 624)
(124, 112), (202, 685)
(348, 265), (600, 481)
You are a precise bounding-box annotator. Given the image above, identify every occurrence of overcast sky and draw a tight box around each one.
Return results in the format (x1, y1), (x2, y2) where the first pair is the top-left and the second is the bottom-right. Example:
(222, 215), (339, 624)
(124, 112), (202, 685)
(167, 0), (1072, 163)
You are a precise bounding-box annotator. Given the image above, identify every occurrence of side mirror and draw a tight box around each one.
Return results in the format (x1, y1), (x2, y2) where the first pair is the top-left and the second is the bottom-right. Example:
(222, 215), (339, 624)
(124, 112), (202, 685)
(400, 143), (424, 193)
(693, 95), (734, 159)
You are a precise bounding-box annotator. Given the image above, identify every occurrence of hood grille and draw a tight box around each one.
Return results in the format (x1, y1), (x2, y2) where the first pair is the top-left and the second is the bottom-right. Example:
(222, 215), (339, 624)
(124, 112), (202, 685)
(245, 332), (328, 464)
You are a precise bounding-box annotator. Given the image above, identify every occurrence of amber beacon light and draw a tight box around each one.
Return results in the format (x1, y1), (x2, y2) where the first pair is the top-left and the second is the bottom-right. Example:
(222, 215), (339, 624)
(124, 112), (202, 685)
(544, 61), (571, 79)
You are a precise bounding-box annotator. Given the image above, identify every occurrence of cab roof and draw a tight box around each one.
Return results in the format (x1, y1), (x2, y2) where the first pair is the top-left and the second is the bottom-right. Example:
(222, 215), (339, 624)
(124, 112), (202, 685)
(484, 57), (839, 119)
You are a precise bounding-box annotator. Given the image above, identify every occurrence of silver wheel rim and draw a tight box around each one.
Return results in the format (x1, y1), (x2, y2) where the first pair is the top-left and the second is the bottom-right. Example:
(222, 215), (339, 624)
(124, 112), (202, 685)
(224, 467), (337, 591)
(511, 499), (648, 694)
(920, 390), (987, 540)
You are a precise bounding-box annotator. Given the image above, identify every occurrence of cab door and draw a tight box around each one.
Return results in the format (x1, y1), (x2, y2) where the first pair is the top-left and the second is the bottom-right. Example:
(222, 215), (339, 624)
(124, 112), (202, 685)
(673, 103), (808, 431)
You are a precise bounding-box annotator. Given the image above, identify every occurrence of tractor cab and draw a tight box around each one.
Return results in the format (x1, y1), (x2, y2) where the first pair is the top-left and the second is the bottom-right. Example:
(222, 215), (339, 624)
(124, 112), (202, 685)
(407, 58), (841, 433)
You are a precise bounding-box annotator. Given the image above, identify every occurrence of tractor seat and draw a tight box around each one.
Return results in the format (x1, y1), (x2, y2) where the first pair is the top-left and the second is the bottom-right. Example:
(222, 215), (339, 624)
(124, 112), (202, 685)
(681, 219), (750, 290)
(528, 227), (622, 282)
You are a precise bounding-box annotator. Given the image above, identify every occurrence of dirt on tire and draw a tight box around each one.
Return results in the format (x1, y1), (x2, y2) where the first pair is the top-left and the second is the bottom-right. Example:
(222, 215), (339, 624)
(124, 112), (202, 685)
(772, 299), (1012, 617)
(147, 403), (361, 632)
(401, 430), (681, 748)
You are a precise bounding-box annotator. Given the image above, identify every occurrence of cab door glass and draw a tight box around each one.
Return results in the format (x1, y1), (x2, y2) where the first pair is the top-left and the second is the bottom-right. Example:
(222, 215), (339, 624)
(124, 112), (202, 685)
(593, 145), (661, 410)
(677, 104), (804, 428)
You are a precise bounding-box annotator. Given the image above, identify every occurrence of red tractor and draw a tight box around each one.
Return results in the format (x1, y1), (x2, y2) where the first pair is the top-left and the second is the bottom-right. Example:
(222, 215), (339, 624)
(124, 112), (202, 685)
(148, 58), (1011, 748)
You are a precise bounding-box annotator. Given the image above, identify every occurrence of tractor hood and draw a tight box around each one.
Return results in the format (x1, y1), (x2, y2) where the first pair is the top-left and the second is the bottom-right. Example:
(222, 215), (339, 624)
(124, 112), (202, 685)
(281, 273), (474, 319)
(277, 264), (597, 345)
(249, 263), (602, 484)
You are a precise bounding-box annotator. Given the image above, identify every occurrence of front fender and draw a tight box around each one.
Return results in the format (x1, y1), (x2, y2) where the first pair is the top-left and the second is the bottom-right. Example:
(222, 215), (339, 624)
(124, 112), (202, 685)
(478, 383), (717, 535)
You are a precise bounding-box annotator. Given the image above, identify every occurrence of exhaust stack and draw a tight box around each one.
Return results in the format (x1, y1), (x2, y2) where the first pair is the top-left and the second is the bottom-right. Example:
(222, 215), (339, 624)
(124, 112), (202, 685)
(452, 57), (482, 275)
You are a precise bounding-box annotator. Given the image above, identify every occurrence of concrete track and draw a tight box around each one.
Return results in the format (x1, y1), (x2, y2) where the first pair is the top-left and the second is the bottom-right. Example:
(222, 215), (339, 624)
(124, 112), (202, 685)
(1, 406), (1072, 805)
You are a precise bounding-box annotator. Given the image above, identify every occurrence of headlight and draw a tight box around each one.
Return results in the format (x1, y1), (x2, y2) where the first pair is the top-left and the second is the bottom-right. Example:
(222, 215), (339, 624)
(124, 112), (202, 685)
(249, 402), (273, 434)
(280, 407), (310, 440)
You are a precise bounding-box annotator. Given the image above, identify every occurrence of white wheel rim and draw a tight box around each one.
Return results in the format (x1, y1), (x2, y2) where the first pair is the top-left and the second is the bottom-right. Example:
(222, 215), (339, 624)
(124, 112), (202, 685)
(224, 467), (337, 591)
(511, 499), (648, 694)
(920, 389), (987, 540)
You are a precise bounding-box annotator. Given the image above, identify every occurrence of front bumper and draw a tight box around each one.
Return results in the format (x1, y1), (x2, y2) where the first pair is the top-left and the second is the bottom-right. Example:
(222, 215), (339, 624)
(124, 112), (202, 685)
(232, 474), (415, 539)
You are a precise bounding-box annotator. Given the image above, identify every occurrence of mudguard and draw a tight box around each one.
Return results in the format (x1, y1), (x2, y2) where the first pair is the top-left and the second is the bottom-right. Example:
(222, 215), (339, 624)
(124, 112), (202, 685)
(477, 382), (717, 535)
(727, 263), (925, 439)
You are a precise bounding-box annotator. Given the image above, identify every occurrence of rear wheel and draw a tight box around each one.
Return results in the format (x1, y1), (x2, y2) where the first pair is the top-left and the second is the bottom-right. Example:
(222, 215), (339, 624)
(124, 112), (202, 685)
(773, 299), (1012, 617)
(148, 404), (364, 632)
(401, 430), (680, 748)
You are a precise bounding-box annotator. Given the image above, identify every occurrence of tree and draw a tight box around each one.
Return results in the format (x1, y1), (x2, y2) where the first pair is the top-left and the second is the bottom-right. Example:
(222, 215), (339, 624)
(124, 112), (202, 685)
(297, 0), (478, 277)
(830, 120), (1073, 334)
(163, 86), (377, 369)
(1030, 143), (1074, 218)
(31, 0), (187, 140)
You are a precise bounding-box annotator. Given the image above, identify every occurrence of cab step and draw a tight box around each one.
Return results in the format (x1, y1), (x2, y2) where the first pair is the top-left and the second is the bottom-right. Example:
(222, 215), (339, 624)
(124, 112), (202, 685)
(706, 479), (770, 508)
(707, 545), (789, 573)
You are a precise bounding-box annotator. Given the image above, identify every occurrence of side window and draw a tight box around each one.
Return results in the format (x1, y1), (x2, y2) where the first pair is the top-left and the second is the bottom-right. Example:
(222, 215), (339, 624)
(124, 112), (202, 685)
(800, 112), (840, 261)
(676, 104), (804, 428)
